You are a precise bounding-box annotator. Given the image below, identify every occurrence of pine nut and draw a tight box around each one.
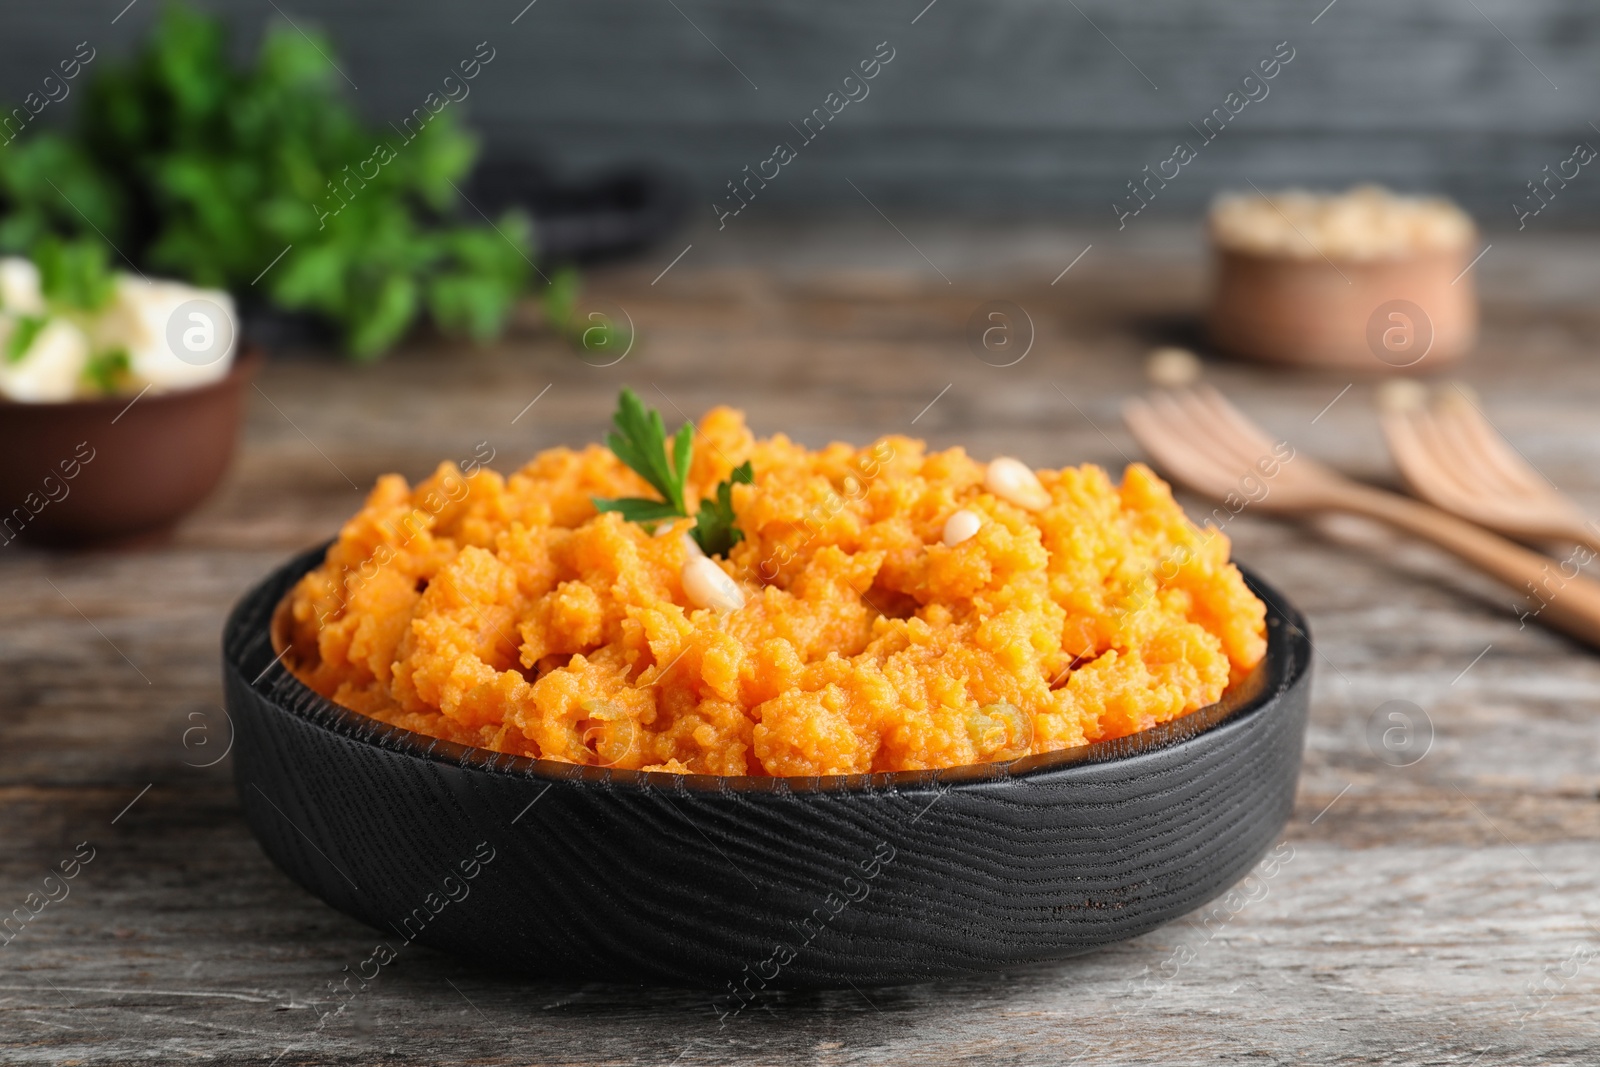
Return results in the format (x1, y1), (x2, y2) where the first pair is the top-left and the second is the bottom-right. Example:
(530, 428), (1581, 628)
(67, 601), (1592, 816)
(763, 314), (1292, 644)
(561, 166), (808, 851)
(682, 557), (745, 613)
(984, 457), (1051, 512)
(1146, 346), (1201, 387)
(942, 509), (982, 547)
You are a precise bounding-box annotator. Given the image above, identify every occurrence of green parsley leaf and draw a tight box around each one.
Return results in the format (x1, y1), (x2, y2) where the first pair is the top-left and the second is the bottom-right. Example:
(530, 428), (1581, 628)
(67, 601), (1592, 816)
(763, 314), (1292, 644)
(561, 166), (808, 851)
(82, 347), (131, 394)
(539, 267), (581, 336)
(692, 461), (753, 558)
(32, 236), (115, 312)
(601, 387), (691, 515)
(5, 314), (48, 364)
(592, 389), (753, 558)
(593, 497), (684, 525)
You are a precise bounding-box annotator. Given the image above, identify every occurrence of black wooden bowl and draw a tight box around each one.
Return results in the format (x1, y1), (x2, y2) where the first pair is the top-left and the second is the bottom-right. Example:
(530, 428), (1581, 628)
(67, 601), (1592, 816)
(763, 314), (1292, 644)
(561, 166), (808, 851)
(223, 544), (1311, 990)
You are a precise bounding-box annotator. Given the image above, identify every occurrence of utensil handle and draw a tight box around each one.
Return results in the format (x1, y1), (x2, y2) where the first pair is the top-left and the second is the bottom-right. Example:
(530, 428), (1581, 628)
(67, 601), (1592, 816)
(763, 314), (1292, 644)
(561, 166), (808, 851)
(1560, 522), (1600, 561)
(1332, 483), (1600, 649)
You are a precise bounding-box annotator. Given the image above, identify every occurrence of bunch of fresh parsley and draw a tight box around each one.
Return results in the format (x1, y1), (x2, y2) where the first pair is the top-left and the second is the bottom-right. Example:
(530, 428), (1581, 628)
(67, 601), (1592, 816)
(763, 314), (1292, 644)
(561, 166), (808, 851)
(593, 388), (753, 557)
(0, 4), (534, 359)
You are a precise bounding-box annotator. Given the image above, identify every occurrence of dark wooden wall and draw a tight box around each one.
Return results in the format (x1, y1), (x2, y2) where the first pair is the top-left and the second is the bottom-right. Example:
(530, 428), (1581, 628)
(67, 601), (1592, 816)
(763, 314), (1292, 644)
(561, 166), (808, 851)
(5, 1), (1599, 226)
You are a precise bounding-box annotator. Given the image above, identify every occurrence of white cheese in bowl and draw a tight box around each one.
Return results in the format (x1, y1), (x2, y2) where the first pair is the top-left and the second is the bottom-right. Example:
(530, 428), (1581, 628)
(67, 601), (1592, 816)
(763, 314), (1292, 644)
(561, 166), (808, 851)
(99, 276), (237, 391)
(0, 258), (45, 316)
(0, 317), (91, 402)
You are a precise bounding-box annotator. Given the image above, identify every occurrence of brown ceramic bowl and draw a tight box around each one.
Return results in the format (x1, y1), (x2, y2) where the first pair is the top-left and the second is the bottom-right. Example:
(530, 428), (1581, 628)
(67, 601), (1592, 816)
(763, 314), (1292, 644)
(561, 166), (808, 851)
(1208, 244), (1477, 371)
(0, 346), (262, 548)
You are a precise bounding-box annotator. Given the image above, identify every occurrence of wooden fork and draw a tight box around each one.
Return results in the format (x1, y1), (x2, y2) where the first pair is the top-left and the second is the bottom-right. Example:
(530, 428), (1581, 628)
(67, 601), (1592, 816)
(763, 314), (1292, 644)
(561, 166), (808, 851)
(1381, 386), (1600, 555)
(1123, 385), (1600, 650)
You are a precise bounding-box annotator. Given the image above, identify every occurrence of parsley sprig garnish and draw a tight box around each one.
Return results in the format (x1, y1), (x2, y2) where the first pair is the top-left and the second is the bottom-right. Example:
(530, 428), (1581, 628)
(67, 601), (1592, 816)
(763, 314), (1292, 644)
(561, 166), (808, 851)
(593, 388), (753, 557)
(692, 460), (754, 556)
(5, 315), (47, 364)
(598, 388), (693, 522)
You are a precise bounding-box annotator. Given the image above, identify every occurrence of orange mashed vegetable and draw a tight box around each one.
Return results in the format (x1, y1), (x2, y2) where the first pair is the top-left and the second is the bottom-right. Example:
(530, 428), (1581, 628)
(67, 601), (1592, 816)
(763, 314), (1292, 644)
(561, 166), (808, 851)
(283, 407), (1267, 776)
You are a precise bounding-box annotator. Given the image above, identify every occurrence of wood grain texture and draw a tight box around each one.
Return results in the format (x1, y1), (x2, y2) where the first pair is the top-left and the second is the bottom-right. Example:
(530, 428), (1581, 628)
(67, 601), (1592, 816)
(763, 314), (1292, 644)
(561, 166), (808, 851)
(225, 547), (1309, 989)
(5, 2), (1600, 217)
(1, 223), (1598, 1062)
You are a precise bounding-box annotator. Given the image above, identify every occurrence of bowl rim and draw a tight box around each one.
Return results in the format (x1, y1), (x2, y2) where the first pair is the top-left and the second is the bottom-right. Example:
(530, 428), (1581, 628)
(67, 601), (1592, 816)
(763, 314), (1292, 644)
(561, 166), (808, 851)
(0, 343), (264, 412)
(229, 542), (1311, 797)
(1207, 238), (1477, 269)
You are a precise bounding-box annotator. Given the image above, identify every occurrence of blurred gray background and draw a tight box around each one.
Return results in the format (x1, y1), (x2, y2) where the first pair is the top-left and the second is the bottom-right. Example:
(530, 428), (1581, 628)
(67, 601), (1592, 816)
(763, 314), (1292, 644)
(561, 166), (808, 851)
(6, 0), (1598, 226)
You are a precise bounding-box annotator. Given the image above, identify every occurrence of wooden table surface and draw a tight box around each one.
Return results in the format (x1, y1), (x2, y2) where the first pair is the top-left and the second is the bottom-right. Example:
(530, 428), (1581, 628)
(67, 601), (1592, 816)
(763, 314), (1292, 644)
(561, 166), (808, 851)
(3, 222), (1598, 1065)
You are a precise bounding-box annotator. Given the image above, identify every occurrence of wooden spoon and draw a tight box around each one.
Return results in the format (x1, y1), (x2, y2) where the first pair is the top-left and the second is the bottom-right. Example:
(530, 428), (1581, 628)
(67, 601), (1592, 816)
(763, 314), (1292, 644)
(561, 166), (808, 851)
(1124, 385), (1600, 649)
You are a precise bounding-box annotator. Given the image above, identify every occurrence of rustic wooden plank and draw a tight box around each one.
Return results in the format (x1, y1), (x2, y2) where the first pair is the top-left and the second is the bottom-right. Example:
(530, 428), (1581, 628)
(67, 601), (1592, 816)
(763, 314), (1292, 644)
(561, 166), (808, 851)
(7, 2), (1600, 215)
(1, 224), (1598, 1063)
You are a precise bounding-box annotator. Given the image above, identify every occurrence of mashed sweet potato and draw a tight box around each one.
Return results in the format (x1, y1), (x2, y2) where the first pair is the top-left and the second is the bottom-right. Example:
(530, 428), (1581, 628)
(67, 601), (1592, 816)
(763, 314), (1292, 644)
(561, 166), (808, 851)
(282, 407), (1267, 776)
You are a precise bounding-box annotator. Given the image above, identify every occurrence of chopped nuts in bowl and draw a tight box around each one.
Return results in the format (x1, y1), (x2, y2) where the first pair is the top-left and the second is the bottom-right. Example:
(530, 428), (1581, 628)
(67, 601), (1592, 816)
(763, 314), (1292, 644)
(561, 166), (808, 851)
(1208, 185), (1479, 370)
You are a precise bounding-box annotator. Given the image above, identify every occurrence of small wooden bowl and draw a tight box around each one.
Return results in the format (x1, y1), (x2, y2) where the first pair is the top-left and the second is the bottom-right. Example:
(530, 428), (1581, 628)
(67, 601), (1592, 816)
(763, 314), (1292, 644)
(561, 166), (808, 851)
(0, 347), (262, 547)
(225, 543), (1312, 989)
(1208, 245), (1477, 371)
